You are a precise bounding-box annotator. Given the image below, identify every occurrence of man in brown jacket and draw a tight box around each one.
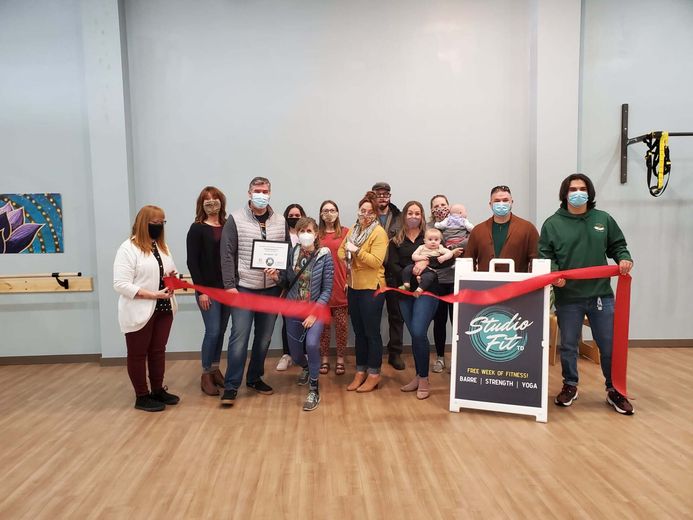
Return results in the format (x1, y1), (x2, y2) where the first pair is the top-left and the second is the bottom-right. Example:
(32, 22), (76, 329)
(464, 185), (539, 272)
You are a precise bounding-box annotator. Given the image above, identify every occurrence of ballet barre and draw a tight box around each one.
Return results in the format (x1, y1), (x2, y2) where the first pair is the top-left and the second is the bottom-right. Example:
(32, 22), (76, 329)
(172, 274), (194, 295)
(0, 272), (93, 294)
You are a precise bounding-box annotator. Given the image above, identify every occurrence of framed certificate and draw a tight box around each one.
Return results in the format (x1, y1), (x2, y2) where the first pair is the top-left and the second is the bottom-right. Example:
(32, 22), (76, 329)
(250, 239), (290, 270)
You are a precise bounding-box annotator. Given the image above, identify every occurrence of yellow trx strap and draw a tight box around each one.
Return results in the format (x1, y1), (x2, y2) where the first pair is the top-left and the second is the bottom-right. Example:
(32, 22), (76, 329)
(657, 132), (669, 190)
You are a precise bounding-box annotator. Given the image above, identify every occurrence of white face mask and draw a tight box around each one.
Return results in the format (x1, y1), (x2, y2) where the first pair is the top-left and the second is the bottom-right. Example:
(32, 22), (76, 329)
(298, 232), (315, 248)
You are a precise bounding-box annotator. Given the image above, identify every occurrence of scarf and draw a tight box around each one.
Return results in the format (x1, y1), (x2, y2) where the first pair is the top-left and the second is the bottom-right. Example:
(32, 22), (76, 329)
(345, 218), (379, 284)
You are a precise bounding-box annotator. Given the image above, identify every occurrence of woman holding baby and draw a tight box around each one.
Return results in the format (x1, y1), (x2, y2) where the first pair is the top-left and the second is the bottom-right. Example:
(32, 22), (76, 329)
(386, 201), (440, 400)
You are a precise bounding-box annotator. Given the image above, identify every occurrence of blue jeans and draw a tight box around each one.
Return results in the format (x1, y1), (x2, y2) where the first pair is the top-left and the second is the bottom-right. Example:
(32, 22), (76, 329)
(555, 296), (614, 389)
(285, 317), (324, 381)
(196, 294), (232, 372)
(399, 294), (438, 378)
(224, 286), (281, 390)
(347, 288), (385, 374)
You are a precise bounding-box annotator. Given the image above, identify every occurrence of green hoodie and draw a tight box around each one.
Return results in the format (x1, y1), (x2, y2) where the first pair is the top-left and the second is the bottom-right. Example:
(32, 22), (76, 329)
(539, 207), (632, 304)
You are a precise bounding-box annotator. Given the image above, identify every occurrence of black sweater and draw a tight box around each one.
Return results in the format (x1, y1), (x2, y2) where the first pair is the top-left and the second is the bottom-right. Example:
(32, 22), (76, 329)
(385, 232), (424, 287)
(186, 222), (224, 289)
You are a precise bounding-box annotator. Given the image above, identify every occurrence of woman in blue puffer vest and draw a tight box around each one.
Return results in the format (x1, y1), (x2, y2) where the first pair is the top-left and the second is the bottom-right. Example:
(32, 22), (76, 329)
(269, 216), (334, 411)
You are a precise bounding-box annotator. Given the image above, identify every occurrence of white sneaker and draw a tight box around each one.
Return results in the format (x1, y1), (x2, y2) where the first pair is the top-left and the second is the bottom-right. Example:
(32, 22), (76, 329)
(432, 357), (445, 373)
(276, 354), (293, 371)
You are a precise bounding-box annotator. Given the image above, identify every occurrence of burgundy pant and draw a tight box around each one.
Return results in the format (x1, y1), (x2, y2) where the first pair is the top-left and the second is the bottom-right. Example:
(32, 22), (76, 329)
(125, 310), (173, 396)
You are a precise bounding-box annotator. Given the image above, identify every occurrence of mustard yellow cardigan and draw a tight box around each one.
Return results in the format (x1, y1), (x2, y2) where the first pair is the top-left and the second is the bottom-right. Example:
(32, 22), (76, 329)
(338, 225), (388, 290)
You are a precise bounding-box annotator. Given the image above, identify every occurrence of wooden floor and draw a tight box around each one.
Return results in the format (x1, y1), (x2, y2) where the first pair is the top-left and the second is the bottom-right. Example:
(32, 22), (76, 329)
(0, 349), (691, 519)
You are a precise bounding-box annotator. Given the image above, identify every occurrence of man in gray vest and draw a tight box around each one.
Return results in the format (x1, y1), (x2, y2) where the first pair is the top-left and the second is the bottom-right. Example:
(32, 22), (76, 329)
(220, 176), (288, 404)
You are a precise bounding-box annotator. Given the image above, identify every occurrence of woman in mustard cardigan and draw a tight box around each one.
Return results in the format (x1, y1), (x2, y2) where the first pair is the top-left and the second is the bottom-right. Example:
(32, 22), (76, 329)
(339, 191), (388, 392)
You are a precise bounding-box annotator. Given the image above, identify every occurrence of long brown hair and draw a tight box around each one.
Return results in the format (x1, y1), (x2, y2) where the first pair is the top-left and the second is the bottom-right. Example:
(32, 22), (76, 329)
(428, 194), (449, 223)
(131, 205), (169, 255)
(194, 186), (227, 225)
(318, 199), (344, 239)
(392, 201), (426, 246)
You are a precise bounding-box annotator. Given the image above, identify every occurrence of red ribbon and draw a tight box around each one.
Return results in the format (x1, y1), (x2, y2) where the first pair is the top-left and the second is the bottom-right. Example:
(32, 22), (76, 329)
(376, 265), (631, 396)
(163, 277), (332, 324)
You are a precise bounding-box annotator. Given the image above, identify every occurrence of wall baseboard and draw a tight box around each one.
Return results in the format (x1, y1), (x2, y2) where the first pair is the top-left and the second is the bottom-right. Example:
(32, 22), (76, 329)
(0, 354), (101, 366)
(1, 341), (690, 366)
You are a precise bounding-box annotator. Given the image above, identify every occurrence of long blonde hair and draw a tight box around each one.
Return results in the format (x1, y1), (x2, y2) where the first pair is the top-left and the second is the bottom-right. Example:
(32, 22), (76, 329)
(131, 205), (169, 255)
(392, 201), (426, 246)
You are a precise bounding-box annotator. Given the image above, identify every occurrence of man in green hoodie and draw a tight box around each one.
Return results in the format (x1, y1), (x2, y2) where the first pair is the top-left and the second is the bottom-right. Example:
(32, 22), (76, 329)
(539, 173), (634, 415)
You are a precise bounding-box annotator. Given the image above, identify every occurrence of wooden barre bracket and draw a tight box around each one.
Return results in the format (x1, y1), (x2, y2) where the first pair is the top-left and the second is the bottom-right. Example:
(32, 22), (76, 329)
(0, 273), (93, 294)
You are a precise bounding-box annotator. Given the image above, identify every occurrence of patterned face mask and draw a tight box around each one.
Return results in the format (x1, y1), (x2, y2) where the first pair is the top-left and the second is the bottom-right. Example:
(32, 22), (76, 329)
(203, 199), (221, 215)
(431, 206), (450, 221)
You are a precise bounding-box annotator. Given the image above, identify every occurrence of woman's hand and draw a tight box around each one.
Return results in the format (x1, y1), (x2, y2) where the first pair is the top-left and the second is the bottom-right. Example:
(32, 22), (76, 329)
(152, 288), (172, 300)
(452, 248), (463, 258)
(265, 268), (279, 282)
(302, 315), (317, 328)
(198, 293), (211, 311)
(167, 270), (178, 278)
(412, 259), (429, 276)
(345, 242), (359, 254)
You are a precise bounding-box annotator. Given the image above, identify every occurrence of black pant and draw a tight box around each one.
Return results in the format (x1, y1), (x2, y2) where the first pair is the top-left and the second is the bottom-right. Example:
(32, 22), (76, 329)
(401, 265), (437, 292)
(433, 282), (454, 357)
(385, 291), (403, 356)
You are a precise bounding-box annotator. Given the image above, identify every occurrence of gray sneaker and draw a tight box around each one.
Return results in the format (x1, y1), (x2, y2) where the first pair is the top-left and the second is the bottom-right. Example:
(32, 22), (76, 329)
(297, 367), (310, 386)
(432, 357), (445, 373)
(303, 390), (320, 411)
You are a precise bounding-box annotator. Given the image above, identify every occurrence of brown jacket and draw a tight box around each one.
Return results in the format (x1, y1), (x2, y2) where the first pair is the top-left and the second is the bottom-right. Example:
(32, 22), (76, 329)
(464, 214), (539, 272)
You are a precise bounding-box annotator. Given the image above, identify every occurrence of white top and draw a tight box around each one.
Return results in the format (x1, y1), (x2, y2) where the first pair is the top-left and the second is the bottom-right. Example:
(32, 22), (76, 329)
(113, 238), (178, 333)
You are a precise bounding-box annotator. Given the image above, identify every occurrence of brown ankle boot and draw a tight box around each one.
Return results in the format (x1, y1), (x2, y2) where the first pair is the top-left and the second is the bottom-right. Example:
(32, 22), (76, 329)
(356, 373), (381, 393)
(347, 371), (367, 391)
(201, 373), (219, 396)
(211, 368), (225, 387)
(416, 377), (430, 400)
(400, 376), (419, 392)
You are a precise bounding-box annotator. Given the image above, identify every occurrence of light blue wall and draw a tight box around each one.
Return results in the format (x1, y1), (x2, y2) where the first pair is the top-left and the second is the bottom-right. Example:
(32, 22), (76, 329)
(0, 0), (100, 355)
(579, 0), (693, 338)
(1, 0), (689, 359)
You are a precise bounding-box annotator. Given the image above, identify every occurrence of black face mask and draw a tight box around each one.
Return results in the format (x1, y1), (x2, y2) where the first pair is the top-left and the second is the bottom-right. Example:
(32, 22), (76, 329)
(287, 217), (300, 229)
(148, 223), (164, 240)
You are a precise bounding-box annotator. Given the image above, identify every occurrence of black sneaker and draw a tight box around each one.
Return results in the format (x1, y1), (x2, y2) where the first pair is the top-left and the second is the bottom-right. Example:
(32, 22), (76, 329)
(246, 379), (274, 395)
(297, 367), (310, 386)
(220, 388), (237, 405)
(135, 395), (165, 412)
(302, 390), (320, 411)
(150, 386), (180, 405)
(606, 389), (634, 415)
(388, 353), (406, 371)
(554, 384), (578, 406)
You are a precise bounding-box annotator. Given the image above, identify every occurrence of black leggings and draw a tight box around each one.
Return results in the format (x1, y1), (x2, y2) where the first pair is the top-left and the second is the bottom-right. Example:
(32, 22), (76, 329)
(433, 282), (454, 357)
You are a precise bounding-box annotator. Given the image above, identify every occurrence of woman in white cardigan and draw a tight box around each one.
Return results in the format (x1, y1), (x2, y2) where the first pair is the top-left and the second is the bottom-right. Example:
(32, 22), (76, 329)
(113, 205), (179, 412)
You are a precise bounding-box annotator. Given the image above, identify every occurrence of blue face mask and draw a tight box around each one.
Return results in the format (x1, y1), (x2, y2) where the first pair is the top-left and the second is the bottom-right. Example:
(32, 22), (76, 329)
(568, 191), (589, 208)
(250, 193), (270, 209)
(491, 202), (511, 217)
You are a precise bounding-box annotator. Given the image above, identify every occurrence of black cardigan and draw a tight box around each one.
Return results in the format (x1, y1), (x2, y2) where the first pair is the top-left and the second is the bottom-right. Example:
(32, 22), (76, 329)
(186, 222), (224, 289)
(385, 232), (424, 288)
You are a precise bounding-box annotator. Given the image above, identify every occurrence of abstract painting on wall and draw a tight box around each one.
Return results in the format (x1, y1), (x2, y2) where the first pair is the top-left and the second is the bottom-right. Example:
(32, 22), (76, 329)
(0, 193), (63, 254)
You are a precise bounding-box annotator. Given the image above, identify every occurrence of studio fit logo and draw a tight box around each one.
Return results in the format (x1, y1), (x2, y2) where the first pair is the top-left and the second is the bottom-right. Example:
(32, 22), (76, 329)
(465, 306), (533, 362)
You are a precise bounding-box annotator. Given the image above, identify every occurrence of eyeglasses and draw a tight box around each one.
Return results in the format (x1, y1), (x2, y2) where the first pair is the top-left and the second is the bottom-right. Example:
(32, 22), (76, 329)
(375, 192), (391, 199)
(321, 209), (337, 214)
(359, 210), (375, 216)
(490, 185), (511, 195)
